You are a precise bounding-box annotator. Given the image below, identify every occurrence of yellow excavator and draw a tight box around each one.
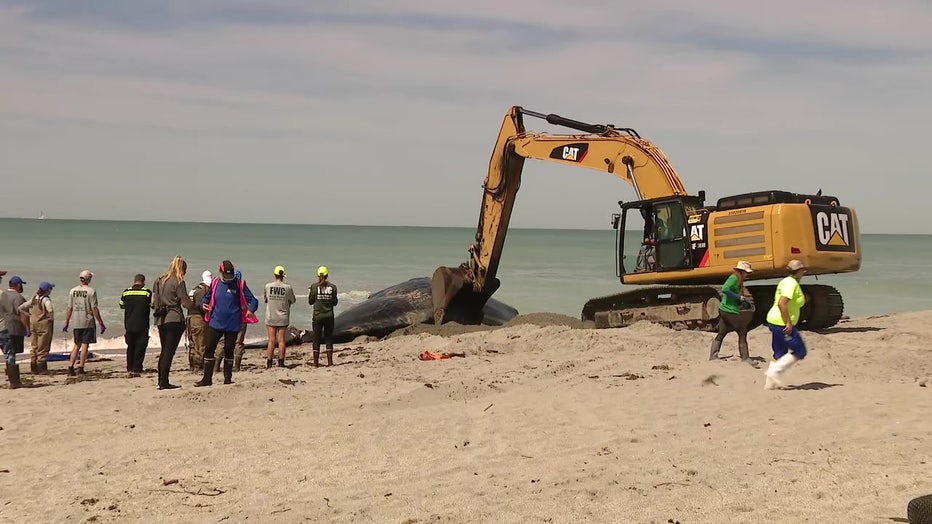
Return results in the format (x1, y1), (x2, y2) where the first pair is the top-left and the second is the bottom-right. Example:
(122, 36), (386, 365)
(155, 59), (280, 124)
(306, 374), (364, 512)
(432, 106), (861, 331)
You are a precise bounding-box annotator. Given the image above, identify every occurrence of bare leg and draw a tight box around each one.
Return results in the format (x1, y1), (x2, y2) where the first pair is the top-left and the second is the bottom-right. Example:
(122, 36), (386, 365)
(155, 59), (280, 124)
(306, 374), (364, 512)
(277, 328), (286, 361)
(266, 326), (275, 361)
(79, 344), (90, 368)
(69, 342), (79, 367)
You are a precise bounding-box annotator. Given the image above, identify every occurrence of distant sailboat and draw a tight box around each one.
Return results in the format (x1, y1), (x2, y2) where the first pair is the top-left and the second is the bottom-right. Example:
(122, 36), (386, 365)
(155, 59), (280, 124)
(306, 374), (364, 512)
(38, 210), (46, 220)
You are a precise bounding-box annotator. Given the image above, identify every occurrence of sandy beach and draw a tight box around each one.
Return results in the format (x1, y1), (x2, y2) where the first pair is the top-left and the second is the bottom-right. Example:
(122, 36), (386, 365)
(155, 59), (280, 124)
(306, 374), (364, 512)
(2, 311), (930, 523)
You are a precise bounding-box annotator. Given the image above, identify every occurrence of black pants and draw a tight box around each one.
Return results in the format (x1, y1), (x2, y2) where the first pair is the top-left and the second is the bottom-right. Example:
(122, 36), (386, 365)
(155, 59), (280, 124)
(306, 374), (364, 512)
(715, 310), (749, 341)
(157, 322), (185, 385)
(204, 327), (237, 360)
(312, 317), (334, 351)
(125, 331), (149, 373)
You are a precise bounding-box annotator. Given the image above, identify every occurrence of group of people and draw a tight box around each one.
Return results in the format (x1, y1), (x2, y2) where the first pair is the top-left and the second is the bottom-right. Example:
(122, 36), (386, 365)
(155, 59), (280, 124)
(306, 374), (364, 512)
(710, 258), (810, 390)
(4, 256), (814, 391)
(0, 258), (340, 390)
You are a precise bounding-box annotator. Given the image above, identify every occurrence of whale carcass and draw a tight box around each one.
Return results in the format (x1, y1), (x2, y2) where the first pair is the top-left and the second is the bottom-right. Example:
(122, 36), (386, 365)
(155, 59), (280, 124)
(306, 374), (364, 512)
(300, 277), (519, 344)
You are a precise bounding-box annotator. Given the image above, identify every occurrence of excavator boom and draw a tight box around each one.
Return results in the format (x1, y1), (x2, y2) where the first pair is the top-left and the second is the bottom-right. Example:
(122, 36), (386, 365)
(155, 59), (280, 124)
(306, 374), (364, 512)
(432, 106), (688, 324)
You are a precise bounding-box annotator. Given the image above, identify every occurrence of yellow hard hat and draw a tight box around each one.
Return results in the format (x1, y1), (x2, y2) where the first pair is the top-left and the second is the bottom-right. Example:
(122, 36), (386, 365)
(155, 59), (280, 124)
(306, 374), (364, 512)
(317, 265), (329, 277)
(274, 265), (286, 277)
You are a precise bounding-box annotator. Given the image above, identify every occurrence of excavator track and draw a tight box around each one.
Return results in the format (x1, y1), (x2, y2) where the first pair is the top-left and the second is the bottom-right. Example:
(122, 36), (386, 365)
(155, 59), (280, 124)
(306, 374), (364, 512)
(581, 285), (723, 331)
(584, 284), (845, 332)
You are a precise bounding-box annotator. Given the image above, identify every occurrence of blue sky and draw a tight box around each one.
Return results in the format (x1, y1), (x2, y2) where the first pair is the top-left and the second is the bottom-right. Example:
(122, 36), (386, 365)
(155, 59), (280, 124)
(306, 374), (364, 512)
(1, 0), (930, 232)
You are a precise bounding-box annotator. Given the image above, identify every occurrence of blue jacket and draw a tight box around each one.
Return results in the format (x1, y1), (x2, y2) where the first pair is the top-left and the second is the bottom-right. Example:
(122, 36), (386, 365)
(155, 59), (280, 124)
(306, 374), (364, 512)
(202, 277), (259, 332)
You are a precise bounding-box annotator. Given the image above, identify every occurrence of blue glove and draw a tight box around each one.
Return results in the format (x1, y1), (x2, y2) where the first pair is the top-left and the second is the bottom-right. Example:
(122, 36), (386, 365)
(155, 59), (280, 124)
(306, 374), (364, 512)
(62, 321), (70, 332)
(100, 323), (107, 335)
(25, 328), (32, 338)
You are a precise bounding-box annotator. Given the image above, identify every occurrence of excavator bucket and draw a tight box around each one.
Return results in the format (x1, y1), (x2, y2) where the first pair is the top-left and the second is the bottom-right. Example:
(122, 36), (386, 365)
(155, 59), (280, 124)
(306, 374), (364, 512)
(431, 266), (495, 326)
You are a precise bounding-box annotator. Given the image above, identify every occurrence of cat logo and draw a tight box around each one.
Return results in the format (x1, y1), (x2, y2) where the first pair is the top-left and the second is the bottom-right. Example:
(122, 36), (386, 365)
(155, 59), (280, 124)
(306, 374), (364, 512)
(689, 224), (705, 242)
(812, 208), (855, 252)
(548, 143), (589, 163)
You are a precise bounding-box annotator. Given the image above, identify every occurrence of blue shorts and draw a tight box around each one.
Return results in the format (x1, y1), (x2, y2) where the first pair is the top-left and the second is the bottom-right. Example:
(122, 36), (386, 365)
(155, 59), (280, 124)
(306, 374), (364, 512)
(767, 323), (807, 360)
(1, 331), (24, 364)
(73, 327), (97, 345)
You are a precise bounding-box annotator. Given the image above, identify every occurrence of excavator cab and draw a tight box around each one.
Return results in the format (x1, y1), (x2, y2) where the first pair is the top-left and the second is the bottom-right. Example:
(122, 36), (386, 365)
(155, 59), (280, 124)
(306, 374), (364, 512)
(615, 194), (706, 277)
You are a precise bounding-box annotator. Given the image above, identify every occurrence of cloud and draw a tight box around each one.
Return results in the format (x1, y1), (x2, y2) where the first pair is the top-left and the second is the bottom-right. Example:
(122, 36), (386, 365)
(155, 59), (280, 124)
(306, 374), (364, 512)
(1, 1), (930, 233)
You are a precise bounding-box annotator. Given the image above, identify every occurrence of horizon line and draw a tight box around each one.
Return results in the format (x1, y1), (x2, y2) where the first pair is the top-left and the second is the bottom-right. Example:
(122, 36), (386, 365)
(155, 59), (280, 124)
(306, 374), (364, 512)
(0, 215), (923, 236)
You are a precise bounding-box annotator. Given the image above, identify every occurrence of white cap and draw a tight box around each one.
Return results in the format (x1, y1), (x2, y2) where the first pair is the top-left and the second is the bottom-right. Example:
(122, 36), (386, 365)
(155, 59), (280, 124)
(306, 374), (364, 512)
(787, 259), (806, 271)
(202, 270), (212, 286)
(734, 261), (752, 273)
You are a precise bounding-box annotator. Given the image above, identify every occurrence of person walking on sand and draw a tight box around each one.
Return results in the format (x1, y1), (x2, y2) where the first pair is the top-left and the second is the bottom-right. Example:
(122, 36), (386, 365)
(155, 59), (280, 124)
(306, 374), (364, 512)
(62, 270), (106, 376)
(309, 265), (338, 367)
(195, 260), (258, 387)
(19, 281), (55, 375)
(709, 261), (757, 367)
(1, 275), (29, 388)
(763, 259), (809, 390)
(152, 256), (193, 390)
(120, 274), (152, 377)
(264, 265), (296, 368)
(186, 270), (211, 372)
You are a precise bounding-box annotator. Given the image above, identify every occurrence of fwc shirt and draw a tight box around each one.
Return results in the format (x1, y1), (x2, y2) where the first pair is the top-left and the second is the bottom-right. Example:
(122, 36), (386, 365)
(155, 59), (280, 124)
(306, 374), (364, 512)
(68, 284), (99, 329)
(263, 281), (296, 327)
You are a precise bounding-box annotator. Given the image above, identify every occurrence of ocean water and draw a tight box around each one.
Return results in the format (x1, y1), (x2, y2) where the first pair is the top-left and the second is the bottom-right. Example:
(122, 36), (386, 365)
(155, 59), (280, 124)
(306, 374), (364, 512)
(1, 218), (929, 351)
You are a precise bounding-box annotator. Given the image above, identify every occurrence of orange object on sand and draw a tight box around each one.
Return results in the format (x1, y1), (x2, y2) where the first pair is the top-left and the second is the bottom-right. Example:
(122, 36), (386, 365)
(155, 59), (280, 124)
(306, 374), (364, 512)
(418, 351), (465, 361)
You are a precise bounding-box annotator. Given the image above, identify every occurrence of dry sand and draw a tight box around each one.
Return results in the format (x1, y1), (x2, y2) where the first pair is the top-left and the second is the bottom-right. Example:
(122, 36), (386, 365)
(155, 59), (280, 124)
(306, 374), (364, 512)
(2, 311), (931, 523)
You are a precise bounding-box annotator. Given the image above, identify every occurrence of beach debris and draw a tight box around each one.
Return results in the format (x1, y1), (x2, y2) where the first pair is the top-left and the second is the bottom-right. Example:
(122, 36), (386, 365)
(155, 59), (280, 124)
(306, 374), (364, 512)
(418, 350), (466, 360)
(483, 403), (493, 412)
(278, 379), (300, 386)
(0, 469), (9, 473)
(80, 498), (98, 506)
(384, 492), (393, 497)
(162, 479), (179, 486)
(652, 364), (671, 370)
(701, 375), (720, 386)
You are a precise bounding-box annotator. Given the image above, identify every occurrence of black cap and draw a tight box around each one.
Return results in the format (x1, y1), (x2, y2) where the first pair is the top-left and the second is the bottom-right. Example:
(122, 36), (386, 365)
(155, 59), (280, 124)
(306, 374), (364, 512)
(220, 260), (235, 278)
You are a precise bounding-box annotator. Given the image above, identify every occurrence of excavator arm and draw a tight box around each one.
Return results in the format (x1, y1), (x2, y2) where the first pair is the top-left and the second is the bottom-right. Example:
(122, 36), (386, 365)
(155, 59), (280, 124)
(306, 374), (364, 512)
(431, 106), (690, 325)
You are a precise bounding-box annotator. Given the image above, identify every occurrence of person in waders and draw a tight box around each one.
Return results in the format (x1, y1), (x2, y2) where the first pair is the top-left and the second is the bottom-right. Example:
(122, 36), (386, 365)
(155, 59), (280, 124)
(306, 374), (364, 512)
(709, 261), (757, 367)
(309, 266), (338, 367)
(763, 259), (809, 390)
(194, 260), (258, 387)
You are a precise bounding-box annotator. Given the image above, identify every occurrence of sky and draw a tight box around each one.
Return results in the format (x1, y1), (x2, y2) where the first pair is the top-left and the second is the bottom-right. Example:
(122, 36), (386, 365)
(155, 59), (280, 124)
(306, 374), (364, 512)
(1, 0), (930, 233)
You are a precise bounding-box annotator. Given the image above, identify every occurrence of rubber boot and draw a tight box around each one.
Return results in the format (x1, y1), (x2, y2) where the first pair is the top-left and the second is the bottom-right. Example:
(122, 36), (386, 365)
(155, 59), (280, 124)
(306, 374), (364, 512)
(214, 357), (222, 374)
(6, 363), (23, 389)
(764, 354), (798, 390)
(30, 360), (38, 375)
(223, 358), (234, 385)
(278, 358), (285, 368)
(37, 361), (49, 375)
(738, 341), (758, 368)
(313, 350), (320, 368)
(709, 339), (722, 361)
(194, 358), (215, 387)
(326, 350), (333, 367)
(157, 358), (178, 390)
(266, 358), (273, 369)
(67, 366), (76, 377)
(234, 353), (242, 372)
